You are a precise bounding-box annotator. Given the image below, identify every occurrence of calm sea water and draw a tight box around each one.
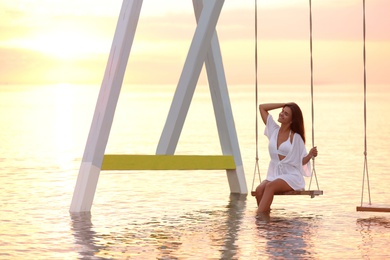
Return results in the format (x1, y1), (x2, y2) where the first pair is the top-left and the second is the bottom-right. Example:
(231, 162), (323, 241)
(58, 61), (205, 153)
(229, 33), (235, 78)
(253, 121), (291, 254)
(0, 83), (389, 259)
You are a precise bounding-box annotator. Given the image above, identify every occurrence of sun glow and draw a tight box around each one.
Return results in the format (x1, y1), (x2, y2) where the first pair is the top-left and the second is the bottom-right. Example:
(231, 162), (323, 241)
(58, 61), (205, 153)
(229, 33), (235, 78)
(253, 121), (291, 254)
(5, 30), (110, 60)
(0, 23), (111, 61)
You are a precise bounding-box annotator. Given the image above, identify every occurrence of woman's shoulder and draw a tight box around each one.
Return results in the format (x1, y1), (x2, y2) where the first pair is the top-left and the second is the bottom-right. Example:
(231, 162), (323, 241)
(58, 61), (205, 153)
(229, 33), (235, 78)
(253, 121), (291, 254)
(292, 132), (305, 147)
(266, 114), (279, 130)
(264, 114), (279, 138)
(266, 114), (277, 125)
(292, 132), (304, 143)
(266, 113), (273, 121)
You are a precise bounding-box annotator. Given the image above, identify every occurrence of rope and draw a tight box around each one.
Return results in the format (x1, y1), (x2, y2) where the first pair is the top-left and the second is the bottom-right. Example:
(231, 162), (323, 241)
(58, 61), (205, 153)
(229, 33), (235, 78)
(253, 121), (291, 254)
(252, 0), (321, 192)
(308, 0), (320, 191)
(251, 0), (261, 193)
(360, 0), (372, 206)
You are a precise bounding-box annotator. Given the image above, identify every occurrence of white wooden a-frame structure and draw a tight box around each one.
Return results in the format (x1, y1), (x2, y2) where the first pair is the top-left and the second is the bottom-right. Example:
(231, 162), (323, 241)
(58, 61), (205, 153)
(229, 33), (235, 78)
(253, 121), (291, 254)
(70, 0), (247, 213)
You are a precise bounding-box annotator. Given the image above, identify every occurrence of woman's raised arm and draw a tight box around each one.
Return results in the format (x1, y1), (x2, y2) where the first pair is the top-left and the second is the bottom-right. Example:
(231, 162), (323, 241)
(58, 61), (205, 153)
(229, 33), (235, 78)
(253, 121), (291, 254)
(259, 103), (285, 124)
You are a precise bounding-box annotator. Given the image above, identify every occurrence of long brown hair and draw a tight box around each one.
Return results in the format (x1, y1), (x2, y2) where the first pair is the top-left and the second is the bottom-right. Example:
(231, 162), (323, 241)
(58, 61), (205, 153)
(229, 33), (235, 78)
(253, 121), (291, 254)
(284, 102), (306, 143)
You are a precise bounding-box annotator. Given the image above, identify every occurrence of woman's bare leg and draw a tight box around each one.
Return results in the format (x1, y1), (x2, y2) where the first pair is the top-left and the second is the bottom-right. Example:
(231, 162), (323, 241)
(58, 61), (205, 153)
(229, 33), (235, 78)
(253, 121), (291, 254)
(255, 180), (270, 206)
(257, 179), (293, 213)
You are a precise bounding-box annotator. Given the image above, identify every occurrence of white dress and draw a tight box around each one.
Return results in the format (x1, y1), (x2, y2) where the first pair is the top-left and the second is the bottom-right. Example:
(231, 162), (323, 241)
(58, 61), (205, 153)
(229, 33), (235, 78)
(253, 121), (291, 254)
(264, 114), (311, 190)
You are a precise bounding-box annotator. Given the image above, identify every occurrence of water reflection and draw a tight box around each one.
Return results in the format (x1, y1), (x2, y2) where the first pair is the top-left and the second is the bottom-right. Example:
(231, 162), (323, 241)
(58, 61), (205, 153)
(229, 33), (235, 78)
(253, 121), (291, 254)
(220, 194), (247, 259)
(256, 210), (319, 259)
(150, 220), (182, 260)
(70, 212), (109, 259)
(357, 217), (390, 258)
(151, 194), (247, 259)
(69, 195), (247, 259)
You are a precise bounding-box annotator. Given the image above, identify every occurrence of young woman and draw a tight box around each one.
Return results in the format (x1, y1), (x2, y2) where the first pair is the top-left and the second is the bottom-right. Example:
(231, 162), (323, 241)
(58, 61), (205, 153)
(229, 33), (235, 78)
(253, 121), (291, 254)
(255, 103), (318, 214)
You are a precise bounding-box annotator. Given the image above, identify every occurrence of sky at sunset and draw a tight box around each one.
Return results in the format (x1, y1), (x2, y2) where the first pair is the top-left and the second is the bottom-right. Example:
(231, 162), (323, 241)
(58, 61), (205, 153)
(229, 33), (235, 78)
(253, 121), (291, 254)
(0, 0), (389, 87)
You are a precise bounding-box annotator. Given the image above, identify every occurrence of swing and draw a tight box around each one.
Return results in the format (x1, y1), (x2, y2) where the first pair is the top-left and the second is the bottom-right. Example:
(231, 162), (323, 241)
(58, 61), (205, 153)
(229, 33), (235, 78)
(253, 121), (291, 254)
(356, 0), (390, 213)
(250, 0), (323, 198)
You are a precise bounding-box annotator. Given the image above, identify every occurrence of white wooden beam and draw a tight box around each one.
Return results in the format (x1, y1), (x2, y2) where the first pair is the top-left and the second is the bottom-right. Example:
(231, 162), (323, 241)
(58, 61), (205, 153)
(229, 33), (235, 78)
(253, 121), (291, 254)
(70, 0), (143, 213)
(156, 0), (225, 154)
(192, 0), (247, 194)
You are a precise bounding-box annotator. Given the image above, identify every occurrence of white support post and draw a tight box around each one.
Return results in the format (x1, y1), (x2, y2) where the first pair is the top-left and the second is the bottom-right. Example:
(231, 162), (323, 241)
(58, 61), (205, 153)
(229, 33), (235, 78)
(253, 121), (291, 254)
(156, 0), (224, 154)
(193, 0), (247, 194)
(70, 0), (143, 213)
(157, 0), (247, 194)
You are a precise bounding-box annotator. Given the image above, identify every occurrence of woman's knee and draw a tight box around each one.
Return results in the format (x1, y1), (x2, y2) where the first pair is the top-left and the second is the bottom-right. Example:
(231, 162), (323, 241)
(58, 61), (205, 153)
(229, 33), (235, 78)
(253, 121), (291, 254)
(256, 181), (268, 192)
(255, 186), (263, 197)
(254, 182), (266, 197)
(266, 179), (292, 193)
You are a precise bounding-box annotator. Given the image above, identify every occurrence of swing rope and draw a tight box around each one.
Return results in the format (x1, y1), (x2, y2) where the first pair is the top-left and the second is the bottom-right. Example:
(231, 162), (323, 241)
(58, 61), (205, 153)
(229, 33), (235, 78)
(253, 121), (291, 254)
(308, 0), (320, 191)
(356, 0), (389, 212)
(360, 0), (372, 207)
(251, 0), (261, 193)
(251, 0), (322, 196)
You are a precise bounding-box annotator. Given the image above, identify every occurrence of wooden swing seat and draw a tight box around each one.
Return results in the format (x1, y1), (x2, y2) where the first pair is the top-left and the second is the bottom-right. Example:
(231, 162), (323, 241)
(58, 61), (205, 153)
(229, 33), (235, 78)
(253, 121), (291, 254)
(356, 206), (390, 213)
(251, 190), (323, 198)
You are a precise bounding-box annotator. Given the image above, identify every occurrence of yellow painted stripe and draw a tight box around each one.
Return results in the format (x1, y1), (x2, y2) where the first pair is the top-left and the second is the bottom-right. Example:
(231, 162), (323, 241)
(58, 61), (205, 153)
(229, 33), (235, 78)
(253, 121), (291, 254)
(102, 154), (236, 170)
